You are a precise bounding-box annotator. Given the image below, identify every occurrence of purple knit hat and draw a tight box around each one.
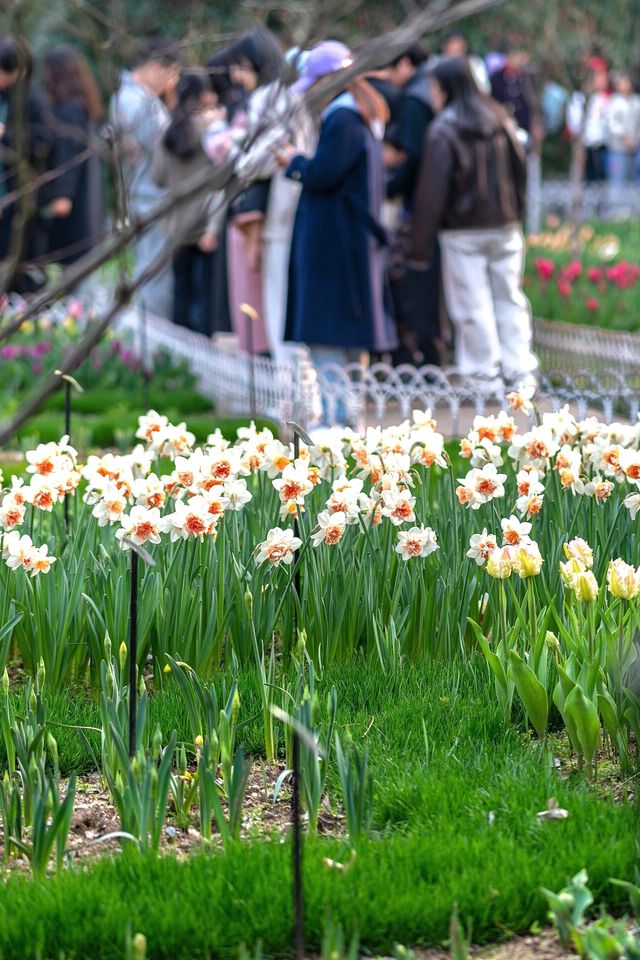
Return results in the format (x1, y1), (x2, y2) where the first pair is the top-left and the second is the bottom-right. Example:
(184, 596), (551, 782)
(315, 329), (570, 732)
(291, 41), (353, 95)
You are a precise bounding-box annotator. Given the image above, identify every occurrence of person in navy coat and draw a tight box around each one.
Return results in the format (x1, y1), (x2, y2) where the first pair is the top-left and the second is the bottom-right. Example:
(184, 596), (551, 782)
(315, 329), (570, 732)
(280, 42), (397, 386)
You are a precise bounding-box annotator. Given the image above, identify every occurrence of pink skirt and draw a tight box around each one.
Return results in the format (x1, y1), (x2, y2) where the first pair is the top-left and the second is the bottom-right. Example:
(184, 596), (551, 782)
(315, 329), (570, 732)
(227, 223), (270, 354)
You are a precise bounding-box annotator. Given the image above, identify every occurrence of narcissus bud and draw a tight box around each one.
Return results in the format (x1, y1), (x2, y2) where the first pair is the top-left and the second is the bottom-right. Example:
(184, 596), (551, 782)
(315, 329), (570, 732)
(119, 641), (127, 671)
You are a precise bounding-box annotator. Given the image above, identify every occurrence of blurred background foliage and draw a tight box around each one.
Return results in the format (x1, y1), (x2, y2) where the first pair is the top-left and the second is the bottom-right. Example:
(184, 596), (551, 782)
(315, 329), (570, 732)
(2, 0), (640, 92)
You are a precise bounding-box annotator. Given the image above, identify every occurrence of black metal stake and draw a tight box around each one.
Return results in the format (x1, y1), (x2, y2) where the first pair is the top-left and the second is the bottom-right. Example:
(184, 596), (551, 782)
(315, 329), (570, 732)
(292, 728), (304, 960)
(128, 549), (138, 758)
(64, 379), (71, 530)
(286, 422), (312, 960)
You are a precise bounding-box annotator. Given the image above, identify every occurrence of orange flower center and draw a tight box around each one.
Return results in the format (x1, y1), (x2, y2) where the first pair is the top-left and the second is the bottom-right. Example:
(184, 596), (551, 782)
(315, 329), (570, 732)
(134, 521), (156, 541)
(281, 481), (303, 501)
(403, 539), (423, 557)
(392, 501), (413, 519)
(504, 530), (521, 545)
(146, 492), (164, 509)
(476, 478), (497, 496)
(324, 526), (343, 545)
(36, 458), (55, 476)
(527, 441), (549, 459)
(185, 514), (207, 536)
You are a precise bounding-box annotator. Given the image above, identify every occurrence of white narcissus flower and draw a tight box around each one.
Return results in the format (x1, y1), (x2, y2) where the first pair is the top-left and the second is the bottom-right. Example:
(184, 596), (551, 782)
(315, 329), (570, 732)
(159, 423), (196, 459)
(564, 537), (593, 569)
(255, 527), (302, 566)
(411, 408), (437, 431)
(135, 410), (169, 446)
(515, 492), (544, 518)
(466, 529), (498, 566)
(0, 495), (25, 531)
(587, 438), (623, 478)
(224, 478), (252, 512)
(583, 476), (614, 503)
(262, 440), (292, 479)
(619, 449), (640, 486)
(500, 515), (532, 547)
(457, 464), (507, 509)
(91, 482), (127, 527)
(380, 487), (416, 526)
(410, 428), (447, 469)
(133, 473), (166, 510)
(607, 558), (640, 600)
(272, 462), (313, 505)
(311, 510), (347, 547)
(25, 475), (63, 512)
(624, 492), (640, 520)
(507, 385), (535, 414)
(395, 525), (439, 560)
(116, 506), (162, 550)
(200, 485), (229, 519)
(28, 544), (56, 576)
(5, 533), (35, 572)
(325, 489), (361, 524)
(159, 497), (217, 542)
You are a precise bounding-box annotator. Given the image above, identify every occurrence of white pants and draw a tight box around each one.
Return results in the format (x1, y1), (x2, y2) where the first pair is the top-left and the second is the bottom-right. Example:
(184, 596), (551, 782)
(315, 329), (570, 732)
(439, 224), (537, 379)
(263, 239), (295, 364)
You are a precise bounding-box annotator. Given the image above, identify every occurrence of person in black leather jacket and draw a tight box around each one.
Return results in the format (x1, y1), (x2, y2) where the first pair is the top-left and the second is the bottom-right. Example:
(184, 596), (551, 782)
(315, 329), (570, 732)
(409, 57), (537, 385)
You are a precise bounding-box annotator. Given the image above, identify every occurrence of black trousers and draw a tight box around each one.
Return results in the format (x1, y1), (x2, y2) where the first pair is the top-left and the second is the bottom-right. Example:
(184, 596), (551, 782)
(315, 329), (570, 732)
(172, 245), (215, 336)
(390, 243), (442, 367)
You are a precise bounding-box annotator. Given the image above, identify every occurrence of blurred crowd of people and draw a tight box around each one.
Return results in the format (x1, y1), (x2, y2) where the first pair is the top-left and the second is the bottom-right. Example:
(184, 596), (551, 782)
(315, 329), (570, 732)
(567, 58), (640, 184)
(1, 26), (552, 418)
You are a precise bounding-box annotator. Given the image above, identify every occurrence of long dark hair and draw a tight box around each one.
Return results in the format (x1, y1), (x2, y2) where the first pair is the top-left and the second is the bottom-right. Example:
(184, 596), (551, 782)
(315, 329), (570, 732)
(164, 69), (211, 159)
(225, 29), (284, 87)
(429, 56), (505, 135)
(42, 44), (103, 121)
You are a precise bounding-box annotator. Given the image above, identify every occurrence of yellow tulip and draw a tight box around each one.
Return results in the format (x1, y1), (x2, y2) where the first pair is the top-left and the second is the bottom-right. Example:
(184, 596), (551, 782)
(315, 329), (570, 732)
(572, 570), (599, 604)
(559, 557), (585, 588)
(606, 559), (640, 600)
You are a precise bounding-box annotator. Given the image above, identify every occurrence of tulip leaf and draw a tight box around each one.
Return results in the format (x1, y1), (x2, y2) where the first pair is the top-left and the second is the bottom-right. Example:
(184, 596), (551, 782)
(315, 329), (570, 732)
(565, 684), (600, 770)
(508, 650), (548, 739)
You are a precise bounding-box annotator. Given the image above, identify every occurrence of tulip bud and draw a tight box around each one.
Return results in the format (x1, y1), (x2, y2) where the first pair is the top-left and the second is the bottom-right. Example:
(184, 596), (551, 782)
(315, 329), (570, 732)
(37, 657), (46, 692)
(244, 588), (253, 620)
(47, 732), (59, 766)
(545, 631), (560, 652)
(132, 932), (147, 960)
(559, 557), (585, 589)
(572, 570), (599, 604)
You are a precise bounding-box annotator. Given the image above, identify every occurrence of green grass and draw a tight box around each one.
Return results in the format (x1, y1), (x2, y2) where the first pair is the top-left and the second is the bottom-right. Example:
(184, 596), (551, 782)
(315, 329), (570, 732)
(0, 661), (636, 958)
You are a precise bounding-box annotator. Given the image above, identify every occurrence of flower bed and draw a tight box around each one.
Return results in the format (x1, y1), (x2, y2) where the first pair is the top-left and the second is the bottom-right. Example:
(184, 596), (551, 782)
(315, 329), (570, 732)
(525, 221), (640, 332)
(0, 399), (637, 955)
